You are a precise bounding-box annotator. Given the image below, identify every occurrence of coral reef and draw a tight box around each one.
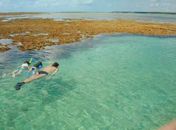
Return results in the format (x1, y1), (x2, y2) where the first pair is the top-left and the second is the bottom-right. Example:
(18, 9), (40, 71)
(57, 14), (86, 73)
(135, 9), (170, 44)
(0, 19), (176, 52)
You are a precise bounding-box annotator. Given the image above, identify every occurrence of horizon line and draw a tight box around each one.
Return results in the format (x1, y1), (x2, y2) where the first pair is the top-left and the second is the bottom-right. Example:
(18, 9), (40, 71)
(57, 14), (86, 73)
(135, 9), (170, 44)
(0, 11), (176, 14)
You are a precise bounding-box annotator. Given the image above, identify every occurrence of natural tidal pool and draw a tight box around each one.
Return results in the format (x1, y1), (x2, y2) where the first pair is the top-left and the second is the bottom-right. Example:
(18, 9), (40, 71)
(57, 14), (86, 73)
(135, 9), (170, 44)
(0, 34), (176, 130)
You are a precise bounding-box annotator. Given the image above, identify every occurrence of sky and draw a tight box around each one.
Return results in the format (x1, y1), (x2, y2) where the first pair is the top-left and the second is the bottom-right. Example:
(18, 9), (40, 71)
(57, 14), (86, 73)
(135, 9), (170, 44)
(0, 0), (175, 12)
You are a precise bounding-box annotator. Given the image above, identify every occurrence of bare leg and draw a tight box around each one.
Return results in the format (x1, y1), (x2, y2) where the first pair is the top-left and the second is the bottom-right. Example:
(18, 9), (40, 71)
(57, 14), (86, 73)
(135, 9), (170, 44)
(23, 74), (46, 83)
(12, 69), (22, 77)
(15, 73), (47, 90)
(159, 120), (176, 130)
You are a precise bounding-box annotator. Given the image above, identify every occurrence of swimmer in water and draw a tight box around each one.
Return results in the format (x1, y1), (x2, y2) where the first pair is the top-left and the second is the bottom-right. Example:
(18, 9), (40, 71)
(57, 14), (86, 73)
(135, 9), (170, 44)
(12, 61), (31, 77)
(15, 62), (59, 90)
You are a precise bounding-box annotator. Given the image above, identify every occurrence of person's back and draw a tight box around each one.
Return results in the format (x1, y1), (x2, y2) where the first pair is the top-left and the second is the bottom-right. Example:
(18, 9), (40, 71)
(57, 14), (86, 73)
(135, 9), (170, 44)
(42, 65), (58, 74)
(38, 62), (59, 75)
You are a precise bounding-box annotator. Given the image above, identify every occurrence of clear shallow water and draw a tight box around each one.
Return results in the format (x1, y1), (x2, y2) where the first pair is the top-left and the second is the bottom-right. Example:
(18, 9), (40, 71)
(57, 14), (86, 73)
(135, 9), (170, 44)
(0, 35), (176, 130)
(1, 13), (176, 23)
(0, 39), (13, 45)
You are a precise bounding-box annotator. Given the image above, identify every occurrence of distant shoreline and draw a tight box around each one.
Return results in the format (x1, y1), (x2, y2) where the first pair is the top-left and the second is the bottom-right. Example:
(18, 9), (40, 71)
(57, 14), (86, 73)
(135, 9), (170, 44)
(0, 19), (176, 52)
(0, 12), (176, 15)
(111, 11), (176, 15)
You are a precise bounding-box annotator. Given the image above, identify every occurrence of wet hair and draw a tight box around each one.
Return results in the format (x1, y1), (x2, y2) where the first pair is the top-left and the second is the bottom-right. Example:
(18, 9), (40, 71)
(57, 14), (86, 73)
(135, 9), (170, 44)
(24, 61), (30, 65)
(52, 62), (59, 68)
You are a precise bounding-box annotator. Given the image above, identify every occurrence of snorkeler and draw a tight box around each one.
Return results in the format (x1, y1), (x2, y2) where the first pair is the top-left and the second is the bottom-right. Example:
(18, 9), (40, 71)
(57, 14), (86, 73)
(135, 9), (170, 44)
(15, 62), (59, 90)
(29, 61), (43, 75)
(12, 60), (31, 77)
(12, 59), (43, 77)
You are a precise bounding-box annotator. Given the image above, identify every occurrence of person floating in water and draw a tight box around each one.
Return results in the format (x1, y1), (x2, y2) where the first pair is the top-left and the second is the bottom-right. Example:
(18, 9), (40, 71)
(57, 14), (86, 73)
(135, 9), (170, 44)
(12, 58), (43, 77)
(15, 62), (59, 90)
(12, 60), (31, 77)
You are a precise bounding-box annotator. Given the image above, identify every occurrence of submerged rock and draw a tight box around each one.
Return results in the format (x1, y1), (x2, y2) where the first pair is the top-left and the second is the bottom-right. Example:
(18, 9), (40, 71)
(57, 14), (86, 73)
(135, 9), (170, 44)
(0, 45), (10, 52)
(48, 38), (59, 43)
(9, 32), (30, 37)
(0, 34), (3, 39)
(14, 42), (23, 47)
(33, 33), (48, 36)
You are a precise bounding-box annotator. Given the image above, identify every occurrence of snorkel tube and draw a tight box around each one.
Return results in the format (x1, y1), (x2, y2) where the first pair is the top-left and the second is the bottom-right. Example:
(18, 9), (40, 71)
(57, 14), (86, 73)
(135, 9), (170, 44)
(29, 58), (33, 64)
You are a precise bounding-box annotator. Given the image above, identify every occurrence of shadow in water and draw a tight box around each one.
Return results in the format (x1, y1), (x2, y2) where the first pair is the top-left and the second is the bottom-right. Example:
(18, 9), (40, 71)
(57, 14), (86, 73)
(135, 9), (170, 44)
(21, 76), (77, 110)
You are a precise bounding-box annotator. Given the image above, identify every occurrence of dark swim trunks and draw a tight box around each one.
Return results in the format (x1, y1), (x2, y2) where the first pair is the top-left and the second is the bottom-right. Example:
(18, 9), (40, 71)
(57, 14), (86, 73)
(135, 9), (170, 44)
(38, 71), (48, 75)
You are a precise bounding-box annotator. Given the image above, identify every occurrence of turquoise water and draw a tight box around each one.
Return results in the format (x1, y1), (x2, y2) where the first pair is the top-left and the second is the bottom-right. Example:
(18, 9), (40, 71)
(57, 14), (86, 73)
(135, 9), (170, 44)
(0, 35), (176, 130)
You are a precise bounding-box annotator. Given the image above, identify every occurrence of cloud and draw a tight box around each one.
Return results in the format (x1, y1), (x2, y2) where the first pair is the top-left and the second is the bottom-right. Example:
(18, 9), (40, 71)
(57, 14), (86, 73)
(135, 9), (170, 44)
(0, 0), (175, 12)
(149, 0), (176, 11)
(33, 0), (59, 8)
(150, 0), (159, 7)
(150, 3), (159, 7)
(32, 0), (94, 7)
(0, 0), (6, 6)
(72, 0), (94, 4)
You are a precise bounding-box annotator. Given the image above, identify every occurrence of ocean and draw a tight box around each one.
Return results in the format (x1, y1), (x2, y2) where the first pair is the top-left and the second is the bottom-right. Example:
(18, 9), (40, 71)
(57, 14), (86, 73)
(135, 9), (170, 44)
(0, 34), (176, 129)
